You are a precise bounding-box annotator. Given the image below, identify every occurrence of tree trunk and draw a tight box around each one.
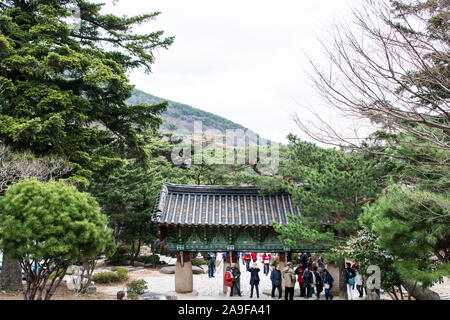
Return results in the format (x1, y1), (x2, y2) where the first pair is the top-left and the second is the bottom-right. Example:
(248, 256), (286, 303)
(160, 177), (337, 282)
(338, 260), (347, 299)
(403, 281), (440, 300)
(0, 255), (22, 291)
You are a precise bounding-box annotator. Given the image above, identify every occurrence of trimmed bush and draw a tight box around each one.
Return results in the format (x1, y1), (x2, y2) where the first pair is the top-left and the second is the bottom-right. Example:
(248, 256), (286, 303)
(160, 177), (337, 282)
(191, 258), (206, 266)
(126, 279), (148, 300)
(92, 272), (120, 284)
(107, 245), (132, 265)
(92, 267), (129, 284)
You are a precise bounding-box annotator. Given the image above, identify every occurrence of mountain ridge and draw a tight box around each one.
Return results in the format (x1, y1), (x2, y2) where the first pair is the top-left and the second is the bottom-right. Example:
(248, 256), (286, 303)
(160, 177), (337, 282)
(128, 89), (275, 145)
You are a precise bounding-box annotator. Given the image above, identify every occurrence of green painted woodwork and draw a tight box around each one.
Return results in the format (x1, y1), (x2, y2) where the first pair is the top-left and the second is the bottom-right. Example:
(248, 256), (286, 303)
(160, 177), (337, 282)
(163, 225), (325, 252)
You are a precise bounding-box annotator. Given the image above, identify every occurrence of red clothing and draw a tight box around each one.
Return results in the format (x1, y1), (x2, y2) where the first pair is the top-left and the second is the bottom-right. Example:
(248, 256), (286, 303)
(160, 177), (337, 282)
(295, 267), (304, 283)
(224, 271), (233, 287)
(251, 252), (257, 261)
(244, 254), (251, 262)
(262, 254), (271, 264)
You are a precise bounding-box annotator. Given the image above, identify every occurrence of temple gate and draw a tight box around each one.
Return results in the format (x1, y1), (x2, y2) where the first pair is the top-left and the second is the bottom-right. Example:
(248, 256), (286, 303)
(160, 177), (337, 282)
(152, 183), (325, 294)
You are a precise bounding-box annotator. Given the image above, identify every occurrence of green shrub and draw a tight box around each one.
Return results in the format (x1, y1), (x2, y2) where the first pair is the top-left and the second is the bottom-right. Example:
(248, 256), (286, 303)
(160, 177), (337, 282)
(111, 267), (129, 281)
(126, 279), (148, 300)
(92, 272), (120, 284)
(92, 267), (129, 284)
(107, 245), (131, 265)
(144, 255), (160, 267)
(191, 258), (206, 266)
(136, 254), (161, 266)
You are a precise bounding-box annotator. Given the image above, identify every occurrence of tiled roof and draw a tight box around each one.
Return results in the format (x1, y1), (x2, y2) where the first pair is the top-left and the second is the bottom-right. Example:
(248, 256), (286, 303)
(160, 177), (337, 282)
(153, 183), (301, 226)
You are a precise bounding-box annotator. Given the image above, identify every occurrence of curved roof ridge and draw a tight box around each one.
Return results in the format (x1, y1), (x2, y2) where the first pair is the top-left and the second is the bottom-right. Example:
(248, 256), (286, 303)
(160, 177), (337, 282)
(162, 182), (289, 195)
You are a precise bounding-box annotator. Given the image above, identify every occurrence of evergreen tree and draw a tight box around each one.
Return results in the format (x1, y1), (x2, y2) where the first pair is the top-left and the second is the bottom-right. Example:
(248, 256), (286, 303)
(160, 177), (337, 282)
(0, 0), (174, 187)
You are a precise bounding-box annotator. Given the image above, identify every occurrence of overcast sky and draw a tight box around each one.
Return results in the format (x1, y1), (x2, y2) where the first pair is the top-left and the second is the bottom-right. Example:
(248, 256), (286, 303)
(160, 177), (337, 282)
(103, 0), (355, 144)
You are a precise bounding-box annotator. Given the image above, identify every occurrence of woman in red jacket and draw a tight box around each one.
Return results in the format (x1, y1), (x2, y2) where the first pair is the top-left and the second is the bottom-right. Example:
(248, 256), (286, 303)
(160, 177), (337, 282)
(295, 263), (306, 297)
(262, 253), (272, 276)
(224, 266), (233, 296)
(244, 253), (252, 271)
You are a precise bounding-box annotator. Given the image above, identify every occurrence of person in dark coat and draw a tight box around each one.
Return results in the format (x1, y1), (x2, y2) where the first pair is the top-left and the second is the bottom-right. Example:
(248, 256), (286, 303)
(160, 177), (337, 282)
(230, 264), (242, 297)
(315, 267), (325, 300)
(270, 264), (282, 299)
(299, 252), (308, 267)
(302, 266), (314, 299)
(323, 269), (334, 300)
(248, 263), (260, 298)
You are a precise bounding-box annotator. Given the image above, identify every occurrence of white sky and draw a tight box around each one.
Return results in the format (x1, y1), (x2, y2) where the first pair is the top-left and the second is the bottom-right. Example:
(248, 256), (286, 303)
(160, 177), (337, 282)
(103, 0), (356, 144)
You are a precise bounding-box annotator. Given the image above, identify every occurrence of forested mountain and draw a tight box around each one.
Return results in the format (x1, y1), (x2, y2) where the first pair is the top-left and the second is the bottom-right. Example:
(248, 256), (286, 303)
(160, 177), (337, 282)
(128, 89), (273, 145)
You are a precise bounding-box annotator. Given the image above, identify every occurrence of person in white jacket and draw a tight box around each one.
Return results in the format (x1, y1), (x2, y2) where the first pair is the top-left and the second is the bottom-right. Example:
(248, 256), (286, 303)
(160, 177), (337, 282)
(355, 270), (364, 298)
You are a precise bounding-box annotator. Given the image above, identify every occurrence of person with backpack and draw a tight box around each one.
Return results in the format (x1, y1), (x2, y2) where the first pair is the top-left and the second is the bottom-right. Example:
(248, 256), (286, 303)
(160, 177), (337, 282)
(224, 265), (233, 296)
(283, 262), (296, 300)
(302, 266), (314, 299)
(270, 264), (282, 299)
(262, 253), (271, 276)
(294, 263), (306, 297)
(230, 264), (242, 297)
(345, 262), (356, 300)
(323, 269), (334, 300)
(248, 263), (261, 298)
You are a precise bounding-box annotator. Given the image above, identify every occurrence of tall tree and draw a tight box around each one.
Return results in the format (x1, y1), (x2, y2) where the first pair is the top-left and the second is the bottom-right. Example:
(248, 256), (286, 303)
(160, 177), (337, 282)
(0, 0), (173, 187)
(360, 184), (450, 290)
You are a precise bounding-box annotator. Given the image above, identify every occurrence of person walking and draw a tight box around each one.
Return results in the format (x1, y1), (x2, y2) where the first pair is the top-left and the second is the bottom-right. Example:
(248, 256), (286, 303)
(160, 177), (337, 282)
(270, 264), (282, 299)
(244, 253), (252, 271)
(345, 262), (356, 300)
(207, 253), (215, 278)
(262, 253), (271, 276)
(315, 267), (325, 300)
(230, 264), (242, 297)
(248, 263), (261, 298)
(355, 268), (364, 298)
(283, 262), (296, 301)
(251, 252), (257, 263)
(323, 269), (334, 300)
(302, 266), (314, 299)
(224, 266), (233, 296)
(294, 263), (306, 297)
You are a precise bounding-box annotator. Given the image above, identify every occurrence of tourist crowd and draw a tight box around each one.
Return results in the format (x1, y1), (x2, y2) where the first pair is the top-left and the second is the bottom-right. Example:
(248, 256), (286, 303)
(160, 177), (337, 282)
(221, 252), (376, 300)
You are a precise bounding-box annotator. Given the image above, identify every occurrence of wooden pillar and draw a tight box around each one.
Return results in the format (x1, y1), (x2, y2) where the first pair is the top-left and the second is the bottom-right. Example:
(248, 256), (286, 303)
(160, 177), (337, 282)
(222, 252), (232, 294)
(231, 251), (240, 296)
(279, 252), (287, 292)
(175, 251), (193, 293)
